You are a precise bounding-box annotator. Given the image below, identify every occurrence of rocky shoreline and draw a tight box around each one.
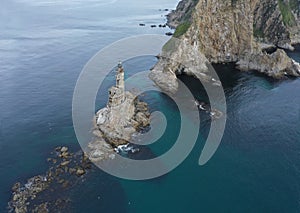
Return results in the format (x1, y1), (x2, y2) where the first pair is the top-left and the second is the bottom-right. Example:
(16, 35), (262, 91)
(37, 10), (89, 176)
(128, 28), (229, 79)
(150, 0), (300, 93)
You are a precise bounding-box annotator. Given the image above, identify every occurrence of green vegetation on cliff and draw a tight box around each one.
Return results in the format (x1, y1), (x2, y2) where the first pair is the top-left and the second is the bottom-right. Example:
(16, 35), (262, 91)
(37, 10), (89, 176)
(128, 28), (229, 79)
(278, 0), (296, 27)
(289, 0), (300, 13)
(253, 23), (265, 38)
(181, 0), (198, 23)
(173, 22), (191, 38)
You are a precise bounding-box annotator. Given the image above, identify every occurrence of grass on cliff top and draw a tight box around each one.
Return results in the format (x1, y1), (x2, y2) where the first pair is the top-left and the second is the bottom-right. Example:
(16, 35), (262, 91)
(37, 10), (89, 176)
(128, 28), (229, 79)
(278, 0), (296, 27)
(289, 0), (300, 13)
(173, 22), (191, 38)
(177, 0), (199, 23)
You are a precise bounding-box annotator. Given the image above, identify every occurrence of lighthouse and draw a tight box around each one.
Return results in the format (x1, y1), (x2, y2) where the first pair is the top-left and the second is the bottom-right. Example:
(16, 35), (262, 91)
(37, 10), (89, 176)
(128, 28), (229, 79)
(108, 62), (125, 107)
(116, 62), (125, 91)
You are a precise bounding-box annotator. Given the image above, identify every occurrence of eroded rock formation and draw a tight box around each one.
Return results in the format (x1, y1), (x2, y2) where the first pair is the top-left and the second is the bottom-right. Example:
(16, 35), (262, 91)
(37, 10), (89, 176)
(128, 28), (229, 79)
(151, 0), (300, 92)
(87, 63), (150, 162)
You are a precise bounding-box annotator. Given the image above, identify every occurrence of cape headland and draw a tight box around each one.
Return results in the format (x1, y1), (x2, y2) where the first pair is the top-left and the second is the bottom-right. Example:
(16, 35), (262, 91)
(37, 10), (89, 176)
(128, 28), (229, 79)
(150, 0), (300, 93)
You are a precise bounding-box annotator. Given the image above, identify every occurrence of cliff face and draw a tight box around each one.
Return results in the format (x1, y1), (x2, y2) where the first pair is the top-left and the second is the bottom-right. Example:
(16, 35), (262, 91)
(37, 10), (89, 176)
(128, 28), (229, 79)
(150, 0), (300, 91)
(253, 0), (300, 48)
(169, 0), (300, 49)
(167, 0), (199, 29)
(188, 0), (256, 63)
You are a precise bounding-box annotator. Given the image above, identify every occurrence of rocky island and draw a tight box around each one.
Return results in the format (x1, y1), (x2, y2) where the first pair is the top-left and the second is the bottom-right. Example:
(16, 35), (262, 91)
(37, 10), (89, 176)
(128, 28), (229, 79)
(150, 0), (300, 93)
(87, 62), (151, 163)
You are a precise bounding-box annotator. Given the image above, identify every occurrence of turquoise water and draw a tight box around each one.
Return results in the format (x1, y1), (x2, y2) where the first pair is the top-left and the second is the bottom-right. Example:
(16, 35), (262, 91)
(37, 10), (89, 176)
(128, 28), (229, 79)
(1, 0), (300, 212)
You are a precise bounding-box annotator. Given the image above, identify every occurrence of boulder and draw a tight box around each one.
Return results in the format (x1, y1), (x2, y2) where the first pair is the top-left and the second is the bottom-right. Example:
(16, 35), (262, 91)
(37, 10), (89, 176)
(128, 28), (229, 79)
(76, 168), (85, 176)
(60, 147), (68, 153)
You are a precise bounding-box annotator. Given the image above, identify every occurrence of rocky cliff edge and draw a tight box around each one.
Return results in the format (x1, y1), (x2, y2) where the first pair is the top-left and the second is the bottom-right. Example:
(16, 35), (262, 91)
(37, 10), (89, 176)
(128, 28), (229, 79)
(150, 0), (300, 93)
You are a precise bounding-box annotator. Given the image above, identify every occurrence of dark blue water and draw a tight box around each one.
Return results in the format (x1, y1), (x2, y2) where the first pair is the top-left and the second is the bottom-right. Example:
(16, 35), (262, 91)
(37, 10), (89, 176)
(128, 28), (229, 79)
(1, 0), (300, 212)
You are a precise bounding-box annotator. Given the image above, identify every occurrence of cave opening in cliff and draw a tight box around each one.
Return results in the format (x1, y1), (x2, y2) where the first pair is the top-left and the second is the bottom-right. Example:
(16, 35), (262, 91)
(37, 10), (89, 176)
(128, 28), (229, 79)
(262, 46), (278, 54)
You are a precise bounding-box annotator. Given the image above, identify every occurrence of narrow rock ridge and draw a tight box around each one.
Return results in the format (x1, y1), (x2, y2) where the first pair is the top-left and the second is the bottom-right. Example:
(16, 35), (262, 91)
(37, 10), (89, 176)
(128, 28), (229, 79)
(8, 147), (92, 213)
(151, 0), (300, 92)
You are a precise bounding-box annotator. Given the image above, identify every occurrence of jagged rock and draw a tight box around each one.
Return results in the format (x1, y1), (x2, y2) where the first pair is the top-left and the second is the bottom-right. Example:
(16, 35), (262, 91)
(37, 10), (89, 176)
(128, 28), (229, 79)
(9, 148), (92, 212)
(135, 112), (150, 126)
(150, 37), (212, 93)
(86, 63), (151, 164)
(150, 0), (300, 93)
(60, 161), (70, 167)
(237, 49), (300, 78)
(91, 63), (150, 147)
(149, 65), (178, 94)
(75, 168), (85, 176)
(12, 182), (21, 192)
(60, 152), (69, 159)
(60, 147), (68, 153)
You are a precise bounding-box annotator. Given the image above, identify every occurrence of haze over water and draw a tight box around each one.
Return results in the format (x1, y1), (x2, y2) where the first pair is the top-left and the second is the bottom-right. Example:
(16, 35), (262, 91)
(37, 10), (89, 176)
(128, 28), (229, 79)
(1, 0), (300, 212)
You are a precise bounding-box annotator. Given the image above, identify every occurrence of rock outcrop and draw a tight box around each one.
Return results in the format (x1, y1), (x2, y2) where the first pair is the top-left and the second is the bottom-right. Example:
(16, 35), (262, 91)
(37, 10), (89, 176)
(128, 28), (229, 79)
(150, 37), (215, 93)
(95, 91), (149, 146)
(151, 0), (300, 92)
(253, 0), (300, 49)
(237, 48), (300, 78)
(87, 63), (150, 162)
(8, 147), (92, 213)
(166, 0), (199, 29)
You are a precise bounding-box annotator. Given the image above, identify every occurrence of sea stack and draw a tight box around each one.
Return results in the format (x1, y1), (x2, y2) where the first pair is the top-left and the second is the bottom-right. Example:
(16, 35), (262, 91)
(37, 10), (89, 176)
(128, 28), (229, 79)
(87, 62), (150, 162)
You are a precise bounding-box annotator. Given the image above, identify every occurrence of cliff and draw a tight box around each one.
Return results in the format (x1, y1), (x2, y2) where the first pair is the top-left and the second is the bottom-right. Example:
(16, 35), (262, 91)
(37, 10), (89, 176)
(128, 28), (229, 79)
(150, 0), (300, 92)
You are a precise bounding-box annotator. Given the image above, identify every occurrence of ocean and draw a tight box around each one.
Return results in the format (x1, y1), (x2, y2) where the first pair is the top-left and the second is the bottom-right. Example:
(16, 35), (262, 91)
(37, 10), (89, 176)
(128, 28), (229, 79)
(1, 0), (300, 212)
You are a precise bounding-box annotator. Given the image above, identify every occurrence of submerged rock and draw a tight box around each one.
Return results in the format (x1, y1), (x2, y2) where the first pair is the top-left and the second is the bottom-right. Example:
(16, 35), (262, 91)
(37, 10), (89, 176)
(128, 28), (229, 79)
(8, 147), (93, 213)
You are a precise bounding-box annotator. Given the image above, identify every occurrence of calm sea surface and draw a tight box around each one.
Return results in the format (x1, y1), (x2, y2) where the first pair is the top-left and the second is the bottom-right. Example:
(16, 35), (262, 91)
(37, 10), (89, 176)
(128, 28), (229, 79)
(1, 0), (300, 212)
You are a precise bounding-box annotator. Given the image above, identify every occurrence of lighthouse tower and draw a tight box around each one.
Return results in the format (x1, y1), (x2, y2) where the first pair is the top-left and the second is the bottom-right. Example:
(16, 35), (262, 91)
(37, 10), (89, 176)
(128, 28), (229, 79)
(108, 62), (125, 107)
(115, 62), (125, 91)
